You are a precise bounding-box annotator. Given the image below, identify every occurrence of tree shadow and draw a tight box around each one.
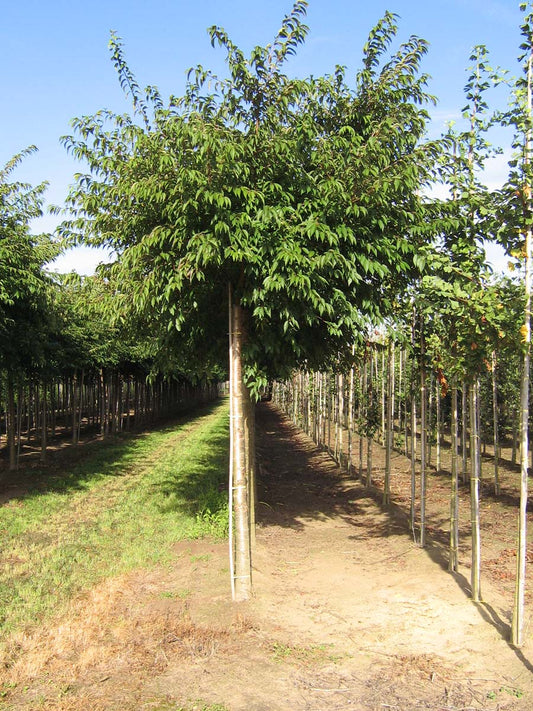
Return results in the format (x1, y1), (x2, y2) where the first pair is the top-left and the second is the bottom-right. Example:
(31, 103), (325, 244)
(0, 400), (222, 507)
(155, 417), (229, 518)
(256, 401), (533, 676)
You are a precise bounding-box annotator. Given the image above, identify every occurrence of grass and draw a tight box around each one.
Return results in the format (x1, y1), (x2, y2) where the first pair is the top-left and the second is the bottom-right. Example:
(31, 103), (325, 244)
(271, 641), (343, 665)
(0, 399), (229, 639)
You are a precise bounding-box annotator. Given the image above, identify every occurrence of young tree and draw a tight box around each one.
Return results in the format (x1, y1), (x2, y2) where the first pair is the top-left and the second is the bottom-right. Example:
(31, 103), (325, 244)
(495, 1), (533, 648)
(62, 3), (444, 599)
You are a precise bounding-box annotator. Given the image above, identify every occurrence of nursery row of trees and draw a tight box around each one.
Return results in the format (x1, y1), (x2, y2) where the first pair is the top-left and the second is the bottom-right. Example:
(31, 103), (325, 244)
(271, 281), (522, 561)
(271, 269), (529, 643)
(0, 152), (221, 469)
(2, 1), (533, 640)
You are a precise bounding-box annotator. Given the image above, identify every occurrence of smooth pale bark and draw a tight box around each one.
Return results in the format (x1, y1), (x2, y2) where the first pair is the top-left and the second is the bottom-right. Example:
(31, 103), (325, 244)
(348, 354), (355, 475)
(383, 341), (393, 506)
(338, 373), (344, 468)
(381, 349), (386, 446)
(410, 359), (417, 541)
(419, 327), (427, 549)
(461, 384), (468, 484)
(359, 364), (366, 481)
(492, 351), (500, 496)
(366, 346), (373, 489)
(512, 52), (532, 642)
(427, 373), (433, 467)
(469, 380), (482, 602)
(327, 373), (332, 454)
(229, 288), (252, 602)
(449, 381), (459, 572)
(435, 378), (441, 475)
(512, 289), (530, 644)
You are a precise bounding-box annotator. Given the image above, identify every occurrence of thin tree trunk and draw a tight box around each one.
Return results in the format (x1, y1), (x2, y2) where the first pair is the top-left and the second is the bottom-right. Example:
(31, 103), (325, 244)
(381, 348), (386, 446)
(72, 371), (79, 444)
(348, 350), (355, 475)
(427, 372), (433, 467)
(7, 375), (16, 471)
(461, 383), (468, 483)
(512, 53), (532, 639)
(469, 379), (482, 602)
(77, 369), (84, 442)
(16, 383), (23, 465)
(359, 363), (366, 481)
(410, 346), (417, 542)
(492, 351), (500, 496)
(338, 373), (344, 468)
(40, 383), (47, 462)
(384, 340), (393, 506)
(449, 381), (459, 572)
(436, 377), (441, 475)
(229, 286), (252, 602)
(366, 345), (373, 489)
(420, 325), (427, 548)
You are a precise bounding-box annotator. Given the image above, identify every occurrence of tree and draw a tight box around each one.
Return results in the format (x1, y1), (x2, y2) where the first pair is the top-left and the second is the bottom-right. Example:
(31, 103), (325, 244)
(0, 147), (57, 470)
(495, 1), (533, 648)
(61, 2), (444, 600)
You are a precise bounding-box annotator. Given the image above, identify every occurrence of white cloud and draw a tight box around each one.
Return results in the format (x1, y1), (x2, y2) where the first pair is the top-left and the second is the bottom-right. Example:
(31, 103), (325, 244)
(48, 246), (112, 276)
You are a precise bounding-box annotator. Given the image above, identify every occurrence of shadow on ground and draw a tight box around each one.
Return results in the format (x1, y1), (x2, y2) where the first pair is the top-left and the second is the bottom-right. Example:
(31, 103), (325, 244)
(255, 400), (533, 676)
(0, 400), (222, 507)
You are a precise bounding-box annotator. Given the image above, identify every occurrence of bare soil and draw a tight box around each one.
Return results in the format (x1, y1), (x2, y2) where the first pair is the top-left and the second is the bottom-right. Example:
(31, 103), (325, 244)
(2, 402), (533, 710)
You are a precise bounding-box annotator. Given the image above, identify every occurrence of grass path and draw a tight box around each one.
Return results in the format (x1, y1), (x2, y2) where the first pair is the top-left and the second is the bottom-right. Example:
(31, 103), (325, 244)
(0, 399), (229, 638)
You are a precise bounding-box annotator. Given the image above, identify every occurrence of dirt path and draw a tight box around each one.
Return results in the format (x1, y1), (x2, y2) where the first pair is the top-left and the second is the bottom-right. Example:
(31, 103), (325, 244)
(2, 402), (533, 710)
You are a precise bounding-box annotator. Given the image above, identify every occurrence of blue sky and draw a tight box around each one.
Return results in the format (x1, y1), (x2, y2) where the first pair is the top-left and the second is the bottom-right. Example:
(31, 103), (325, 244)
(1, 0), (525, 273)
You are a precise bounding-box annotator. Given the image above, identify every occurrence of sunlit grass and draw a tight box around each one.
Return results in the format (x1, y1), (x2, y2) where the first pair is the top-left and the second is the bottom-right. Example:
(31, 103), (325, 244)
(0, 400), (229, 638)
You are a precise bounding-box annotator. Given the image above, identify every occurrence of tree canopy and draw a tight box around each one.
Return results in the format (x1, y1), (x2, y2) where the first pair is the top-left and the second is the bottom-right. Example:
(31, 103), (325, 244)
(61, 2), (445, 391)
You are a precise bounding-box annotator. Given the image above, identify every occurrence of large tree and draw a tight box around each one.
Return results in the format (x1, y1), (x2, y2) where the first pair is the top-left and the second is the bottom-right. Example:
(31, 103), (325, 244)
(62, 2), (443, 599)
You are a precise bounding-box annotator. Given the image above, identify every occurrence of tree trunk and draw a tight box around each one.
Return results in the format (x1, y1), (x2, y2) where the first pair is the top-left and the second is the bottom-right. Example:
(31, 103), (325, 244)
(381, 348), (386, 446)
(338, 373), (344, 468)
(512, 55), (532, 638)
(383, 340), (393, 506)
(7, 375), (16, 471)
(492, 351), (500, 496)
(436, 377), (441, 475)
(359, 363), (366, 481)
(366, 345), (373, 489)
(72, 371), (79, 444)
(461, 383), (468, 483)
(420, 326), (427, 548)
(469, 379), (482, 602)
(348, 351), (355, 475)
(410, 353), (417, 542)
(40, 382), (47, 462)
(228, 286), (252, 602)
(449, 381), (459, 572)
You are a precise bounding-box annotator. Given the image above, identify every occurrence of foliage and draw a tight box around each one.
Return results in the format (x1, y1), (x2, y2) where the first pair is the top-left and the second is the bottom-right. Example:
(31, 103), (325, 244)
(0, 148), (58, 377)
(60, 2), (445, 394)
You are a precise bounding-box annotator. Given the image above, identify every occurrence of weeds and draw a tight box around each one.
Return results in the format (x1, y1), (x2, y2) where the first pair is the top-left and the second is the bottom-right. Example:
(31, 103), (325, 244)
(271, 641), (341, 665)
